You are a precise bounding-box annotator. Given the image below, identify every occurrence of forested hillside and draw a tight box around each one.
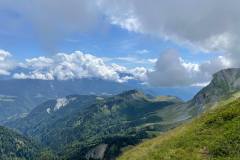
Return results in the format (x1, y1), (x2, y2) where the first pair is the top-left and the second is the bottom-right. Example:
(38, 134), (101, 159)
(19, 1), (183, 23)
(8, 90), (184, 159)
(0, 126), (40, 160)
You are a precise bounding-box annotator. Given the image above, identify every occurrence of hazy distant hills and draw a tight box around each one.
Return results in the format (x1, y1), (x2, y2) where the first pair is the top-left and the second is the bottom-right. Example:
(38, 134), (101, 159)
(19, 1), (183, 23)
(0, 78), (134, 123)
(0, 78), (200, 124)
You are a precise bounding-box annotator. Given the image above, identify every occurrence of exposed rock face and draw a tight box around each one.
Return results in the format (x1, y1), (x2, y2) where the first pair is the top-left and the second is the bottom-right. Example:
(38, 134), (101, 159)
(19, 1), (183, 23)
(190, 68), (240, 114)
(214, 68), (240, 90)
(86, 144), (108, 160)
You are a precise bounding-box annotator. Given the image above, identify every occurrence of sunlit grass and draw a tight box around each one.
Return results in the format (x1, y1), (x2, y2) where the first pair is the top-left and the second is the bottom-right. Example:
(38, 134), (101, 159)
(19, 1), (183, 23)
(118, 97), (240, 160)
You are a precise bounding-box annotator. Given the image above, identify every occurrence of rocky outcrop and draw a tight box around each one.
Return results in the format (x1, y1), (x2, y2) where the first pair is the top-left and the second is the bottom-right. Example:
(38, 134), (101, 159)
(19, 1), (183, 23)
(86, 144), (108, 160)
(189, 68), (240, 114)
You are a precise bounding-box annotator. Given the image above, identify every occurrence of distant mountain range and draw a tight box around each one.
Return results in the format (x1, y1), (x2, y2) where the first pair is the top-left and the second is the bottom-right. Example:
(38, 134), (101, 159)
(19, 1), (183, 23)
(0, 78), (134, 123)
(3, 68), (240, 160)
(0, 78), (200, 123)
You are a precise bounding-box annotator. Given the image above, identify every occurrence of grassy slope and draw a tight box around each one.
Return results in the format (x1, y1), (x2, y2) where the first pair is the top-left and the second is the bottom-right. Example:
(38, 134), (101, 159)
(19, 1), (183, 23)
(118, 97), (240, 160)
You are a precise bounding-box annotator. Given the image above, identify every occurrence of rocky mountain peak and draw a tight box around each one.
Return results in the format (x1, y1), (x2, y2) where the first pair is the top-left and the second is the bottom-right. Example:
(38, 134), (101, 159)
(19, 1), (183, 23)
(118, 89), (144, 97)
(190, 68), (240, 114)
(212, 68), (240, 91)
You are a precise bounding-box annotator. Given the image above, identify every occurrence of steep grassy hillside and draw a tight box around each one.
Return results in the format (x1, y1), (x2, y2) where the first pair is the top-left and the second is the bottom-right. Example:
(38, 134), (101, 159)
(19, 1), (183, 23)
(118, 96), (240, 160)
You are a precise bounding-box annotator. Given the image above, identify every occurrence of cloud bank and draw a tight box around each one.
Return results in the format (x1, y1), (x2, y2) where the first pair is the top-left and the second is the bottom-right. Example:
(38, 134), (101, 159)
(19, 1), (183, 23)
(0, 49), (233, 87)
(1, 1), (240, 87)
(148, 50), (230, 87)
(99, 0), (240, 51)
(12, 51), (147, 83)
(98, 0), (240, 86)
(0, 50), (15, 75)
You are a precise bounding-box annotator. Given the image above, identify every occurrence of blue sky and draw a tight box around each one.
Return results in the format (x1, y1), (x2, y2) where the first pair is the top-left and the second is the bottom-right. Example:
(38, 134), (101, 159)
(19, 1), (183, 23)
(0, 4), (215, 64)
(0, 0), (238, 88)
(0, 14), (214, 65)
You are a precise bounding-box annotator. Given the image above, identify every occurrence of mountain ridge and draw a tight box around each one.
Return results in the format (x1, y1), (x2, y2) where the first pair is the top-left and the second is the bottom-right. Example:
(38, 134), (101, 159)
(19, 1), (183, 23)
(6, 68), (240, 160)
(188, 68), (240, 115)
(0, 78), (198, 123)
(7, 90), (184, 159)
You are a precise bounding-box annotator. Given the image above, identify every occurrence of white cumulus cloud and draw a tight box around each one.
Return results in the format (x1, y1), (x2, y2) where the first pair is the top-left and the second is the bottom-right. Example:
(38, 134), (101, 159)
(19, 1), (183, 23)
(0, 49), (15, 76)
(13, 51), (147, 83)
(148, 50), (230, 87)
(98, 0), (240, 86)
